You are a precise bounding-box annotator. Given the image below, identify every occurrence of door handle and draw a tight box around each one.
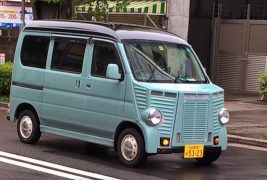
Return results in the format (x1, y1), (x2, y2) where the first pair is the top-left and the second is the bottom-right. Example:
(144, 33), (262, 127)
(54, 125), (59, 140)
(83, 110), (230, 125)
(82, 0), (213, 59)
(85, 79), (91, 89)
(86, 84), (91, 89)
(76, 80), (81, 88)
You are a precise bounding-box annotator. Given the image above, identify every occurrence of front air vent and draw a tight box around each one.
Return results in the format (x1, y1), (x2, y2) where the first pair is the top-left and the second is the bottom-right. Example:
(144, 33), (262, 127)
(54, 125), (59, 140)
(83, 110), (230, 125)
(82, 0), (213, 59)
(212, 97), (224, 134)
(151, 91), (163, 96)
(151, 91), (177, 98)
(184, 94), (209, 100)
(150, 96), (177, 136)
(134, 85), (148, 111)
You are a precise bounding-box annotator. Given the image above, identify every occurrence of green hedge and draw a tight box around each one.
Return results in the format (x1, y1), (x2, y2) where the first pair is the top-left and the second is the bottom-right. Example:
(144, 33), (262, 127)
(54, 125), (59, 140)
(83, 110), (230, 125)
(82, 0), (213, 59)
(0, 62), (13, 95)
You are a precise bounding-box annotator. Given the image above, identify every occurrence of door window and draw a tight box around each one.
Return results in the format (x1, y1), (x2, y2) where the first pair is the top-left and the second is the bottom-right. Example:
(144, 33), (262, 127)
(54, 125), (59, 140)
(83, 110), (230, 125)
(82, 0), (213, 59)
(51, 37), (86, 74)
(91, 40), (122, 78)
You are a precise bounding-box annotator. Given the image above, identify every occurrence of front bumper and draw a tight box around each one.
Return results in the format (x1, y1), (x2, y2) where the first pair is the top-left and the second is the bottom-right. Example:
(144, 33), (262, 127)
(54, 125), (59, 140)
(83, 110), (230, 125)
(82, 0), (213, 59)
(157, 146), (221, 154)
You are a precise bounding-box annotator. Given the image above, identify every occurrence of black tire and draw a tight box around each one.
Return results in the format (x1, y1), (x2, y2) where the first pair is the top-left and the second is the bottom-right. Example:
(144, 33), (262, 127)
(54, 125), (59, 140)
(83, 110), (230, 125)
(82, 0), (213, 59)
(17, 110), (41, 144)
(117, 128), (147, 167)
(195, 150), (221, 165)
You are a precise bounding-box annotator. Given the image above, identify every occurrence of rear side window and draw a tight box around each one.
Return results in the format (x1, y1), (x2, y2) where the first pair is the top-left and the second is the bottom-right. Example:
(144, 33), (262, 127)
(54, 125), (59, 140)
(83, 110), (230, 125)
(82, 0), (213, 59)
(51, 38), (86, 74)
(21, 36), (50, 69)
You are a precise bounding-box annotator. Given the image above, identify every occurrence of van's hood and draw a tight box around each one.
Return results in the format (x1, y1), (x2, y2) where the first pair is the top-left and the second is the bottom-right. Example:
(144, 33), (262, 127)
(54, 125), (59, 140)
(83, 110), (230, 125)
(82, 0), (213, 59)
(137, 82), (223, 95)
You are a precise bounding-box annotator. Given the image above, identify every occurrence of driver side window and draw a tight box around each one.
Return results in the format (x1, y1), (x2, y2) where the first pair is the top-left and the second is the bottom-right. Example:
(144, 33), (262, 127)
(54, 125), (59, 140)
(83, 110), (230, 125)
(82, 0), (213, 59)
(91, 40), (122, 78)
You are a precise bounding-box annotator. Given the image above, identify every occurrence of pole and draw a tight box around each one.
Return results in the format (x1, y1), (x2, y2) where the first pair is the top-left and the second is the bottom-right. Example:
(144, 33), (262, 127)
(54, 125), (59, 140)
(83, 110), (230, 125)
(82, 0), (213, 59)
(20, 0), (26, 31)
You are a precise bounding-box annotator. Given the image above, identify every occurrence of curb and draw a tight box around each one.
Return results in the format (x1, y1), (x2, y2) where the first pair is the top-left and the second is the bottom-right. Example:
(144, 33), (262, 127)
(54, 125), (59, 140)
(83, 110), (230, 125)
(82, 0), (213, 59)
(228, 134), (267, 148)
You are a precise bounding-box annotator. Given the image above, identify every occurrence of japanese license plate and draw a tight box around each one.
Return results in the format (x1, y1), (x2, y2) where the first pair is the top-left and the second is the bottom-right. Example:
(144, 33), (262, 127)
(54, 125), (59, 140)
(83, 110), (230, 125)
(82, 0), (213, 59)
(184, 144), (204, 158)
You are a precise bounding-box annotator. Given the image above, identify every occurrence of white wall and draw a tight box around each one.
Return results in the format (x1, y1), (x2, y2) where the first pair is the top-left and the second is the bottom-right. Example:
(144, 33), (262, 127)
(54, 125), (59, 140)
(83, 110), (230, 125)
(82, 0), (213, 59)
(167, 0), (190, 41)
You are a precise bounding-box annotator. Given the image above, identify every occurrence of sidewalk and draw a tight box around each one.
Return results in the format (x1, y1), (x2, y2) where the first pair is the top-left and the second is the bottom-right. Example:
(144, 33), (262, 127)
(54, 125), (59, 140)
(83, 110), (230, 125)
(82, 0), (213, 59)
(1, 95), (267, 148)
(225, 94), (267, 147)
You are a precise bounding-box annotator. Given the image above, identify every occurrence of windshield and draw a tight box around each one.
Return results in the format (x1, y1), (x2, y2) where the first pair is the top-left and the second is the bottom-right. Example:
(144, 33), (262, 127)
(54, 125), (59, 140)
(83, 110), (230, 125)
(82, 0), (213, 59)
(124, 41), (207, 83)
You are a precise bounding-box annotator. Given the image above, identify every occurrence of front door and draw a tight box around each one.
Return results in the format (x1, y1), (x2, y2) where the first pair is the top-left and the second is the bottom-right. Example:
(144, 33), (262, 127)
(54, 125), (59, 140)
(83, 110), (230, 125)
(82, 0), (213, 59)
(82, 39), (126, 142)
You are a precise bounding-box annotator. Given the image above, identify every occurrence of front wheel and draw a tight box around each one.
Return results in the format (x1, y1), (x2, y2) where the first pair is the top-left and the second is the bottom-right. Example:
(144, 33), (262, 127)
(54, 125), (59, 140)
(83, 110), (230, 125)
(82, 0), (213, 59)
(195, 150), (221, 165)
(17, 110), (41, 144)
(117, 128), (147, 167)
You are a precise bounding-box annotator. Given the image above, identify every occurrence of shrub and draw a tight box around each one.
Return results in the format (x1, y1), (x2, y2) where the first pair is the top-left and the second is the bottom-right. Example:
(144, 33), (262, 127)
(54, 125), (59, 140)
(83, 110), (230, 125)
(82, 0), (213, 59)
(0, 62), (13, 95)
(258, 72), (267, 101)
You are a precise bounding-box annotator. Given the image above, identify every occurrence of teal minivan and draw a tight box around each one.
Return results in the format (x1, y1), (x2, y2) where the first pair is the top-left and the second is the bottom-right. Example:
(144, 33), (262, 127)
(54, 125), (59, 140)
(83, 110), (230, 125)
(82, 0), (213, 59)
(8, 20), (229, 167)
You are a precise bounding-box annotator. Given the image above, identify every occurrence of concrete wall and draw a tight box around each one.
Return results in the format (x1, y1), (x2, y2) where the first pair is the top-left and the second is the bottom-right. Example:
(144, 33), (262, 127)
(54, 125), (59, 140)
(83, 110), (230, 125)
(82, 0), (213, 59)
(167, 0), (190, 41)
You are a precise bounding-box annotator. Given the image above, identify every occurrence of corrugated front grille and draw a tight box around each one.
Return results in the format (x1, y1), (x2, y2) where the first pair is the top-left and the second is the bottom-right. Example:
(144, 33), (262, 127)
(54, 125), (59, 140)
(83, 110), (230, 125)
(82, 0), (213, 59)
(151, 96), (176, 136)
(182, 101), (208, 142)
(134, 86), (148, 111)
(212, 97), (224, 134)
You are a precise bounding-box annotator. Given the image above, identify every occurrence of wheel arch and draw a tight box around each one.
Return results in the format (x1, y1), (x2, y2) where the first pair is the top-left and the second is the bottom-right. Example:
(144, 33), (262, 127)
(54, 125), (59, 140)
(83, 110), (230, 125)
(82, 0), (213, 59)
(114, 121), (145, 151)
(15, 103), (39, 123)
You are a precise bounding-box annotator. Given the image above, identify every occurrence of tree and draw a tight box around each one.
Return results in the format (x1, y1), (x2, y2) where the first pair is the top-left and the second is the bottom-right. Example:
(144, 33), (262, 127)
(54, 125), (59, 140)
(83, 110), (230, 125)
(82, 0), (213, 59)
(30, 0), (129, 21)
(80, 0), (130, 21)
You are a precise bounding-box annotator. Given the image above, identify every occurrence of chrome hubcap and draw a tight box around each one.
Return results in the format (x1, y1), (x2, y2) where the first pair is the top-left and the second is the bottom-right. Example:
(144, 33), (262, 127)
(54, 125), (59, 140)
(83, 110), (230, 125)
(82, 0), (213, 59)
(20, 116), (33, 139)
(121, 134), (138, 161)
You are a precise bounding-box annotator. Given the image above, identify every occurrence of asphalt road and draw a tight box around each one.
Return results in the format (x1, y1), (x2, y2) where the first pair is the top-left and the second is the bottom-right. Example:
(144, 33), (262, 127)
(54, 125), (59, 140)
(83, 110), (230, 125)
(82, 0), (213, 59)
(1, 109), (267, 180)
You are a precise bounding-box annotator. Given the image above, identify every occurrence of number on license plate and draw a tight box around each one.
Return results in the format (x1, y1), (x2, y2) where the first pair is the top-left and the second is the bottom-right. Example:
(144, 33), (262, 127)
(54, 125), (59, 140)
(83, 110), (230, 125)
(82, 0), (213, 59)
(184, 144), (204, 158)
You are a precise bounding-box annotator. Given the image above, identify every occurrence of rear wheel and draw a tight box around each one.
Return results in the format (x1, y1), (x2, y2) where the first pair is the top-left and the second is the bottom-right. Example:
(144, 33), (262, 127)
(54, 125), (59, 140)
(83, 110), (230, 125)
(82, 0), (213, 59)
(195, 150), (221, 165)
(117, 128), (147, 167)
(17, 110), (41, 144)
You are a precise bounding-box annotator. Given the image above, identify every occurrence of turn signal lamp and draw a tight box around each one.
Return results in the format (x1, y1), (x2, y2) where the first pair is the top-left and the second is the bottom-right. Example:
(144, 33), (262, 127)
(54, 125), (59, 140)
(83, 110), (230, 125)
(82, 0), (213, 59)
(214, 136), (220, 145)
(160, 138), (170, 147)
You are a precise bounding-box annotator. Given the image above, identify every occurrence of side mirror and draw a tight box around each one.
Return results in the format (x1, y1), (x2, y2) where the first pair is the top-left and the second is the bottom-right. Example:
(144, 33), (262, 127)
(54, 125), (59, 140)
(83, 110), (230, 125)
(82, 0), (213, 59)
(106, 64), (122, 80)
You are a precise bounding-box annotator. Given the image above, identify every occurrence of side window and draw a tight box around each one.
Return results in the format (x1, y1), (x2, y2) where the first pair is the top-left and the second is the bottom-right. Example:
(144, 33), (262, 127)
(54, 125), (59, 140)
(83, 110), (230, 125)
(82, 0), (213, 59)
(21, 36), (50, 69)
(91, 40), (122, 77)
(51, 37), (86, 74)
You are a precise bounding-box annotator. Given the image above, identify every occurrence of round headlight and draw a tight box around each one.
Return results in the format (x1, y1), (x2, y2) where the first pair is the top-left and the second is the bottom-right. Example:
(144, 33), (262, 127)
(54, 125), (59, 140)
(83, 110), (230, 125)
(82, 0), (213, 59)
(218, 108), (229, 124)
(148, 108), (162, 125)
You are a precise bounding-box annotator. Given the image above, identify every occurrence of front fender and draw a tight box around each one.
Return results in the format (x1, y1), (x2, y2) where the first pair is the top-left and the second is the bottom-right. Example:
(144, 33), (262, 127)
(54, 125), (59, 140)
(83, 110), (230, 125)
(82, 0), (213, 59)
(219, 126), (228, 150)
(138, 121), (160, 154)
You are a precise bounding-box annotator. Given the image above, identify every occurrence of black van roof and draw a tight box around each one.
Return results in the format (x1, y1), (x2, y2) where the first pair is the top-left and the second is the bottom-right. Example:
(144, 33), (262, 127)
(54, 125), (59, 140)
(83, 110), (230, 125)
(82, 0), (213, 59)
(24, 20), (188, 45)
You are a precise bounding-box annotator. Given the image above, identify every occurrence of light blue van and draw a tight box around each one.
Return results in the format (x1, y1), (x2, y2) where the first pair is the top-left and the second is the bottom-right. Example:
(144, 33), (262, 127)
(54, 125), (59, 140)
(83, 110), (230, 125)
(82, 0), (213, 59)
(8, 20), (229, 167)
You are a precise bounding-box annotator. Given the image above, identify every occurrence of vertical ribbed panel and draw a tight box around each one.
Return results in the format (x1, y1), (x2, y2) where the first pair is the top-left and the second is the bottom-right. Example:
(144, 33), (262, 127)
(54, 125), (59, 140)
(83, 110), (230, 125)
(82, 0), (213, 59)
(216, 51), (242, 92)
(150, 96), (176, 136)
(182, 101), (208, 142)
(134, 86), (148, 111)
(245, 54), (267, 93)
(212, 97), (224, 135)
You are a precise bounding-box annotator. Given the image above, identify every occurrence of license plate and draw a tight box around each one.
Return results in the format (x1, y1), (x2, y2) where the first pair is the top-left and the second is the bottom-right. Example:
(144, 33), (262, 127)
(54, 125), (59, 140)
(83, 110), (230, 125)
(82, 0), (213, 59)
(184, 144), (204, 158)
